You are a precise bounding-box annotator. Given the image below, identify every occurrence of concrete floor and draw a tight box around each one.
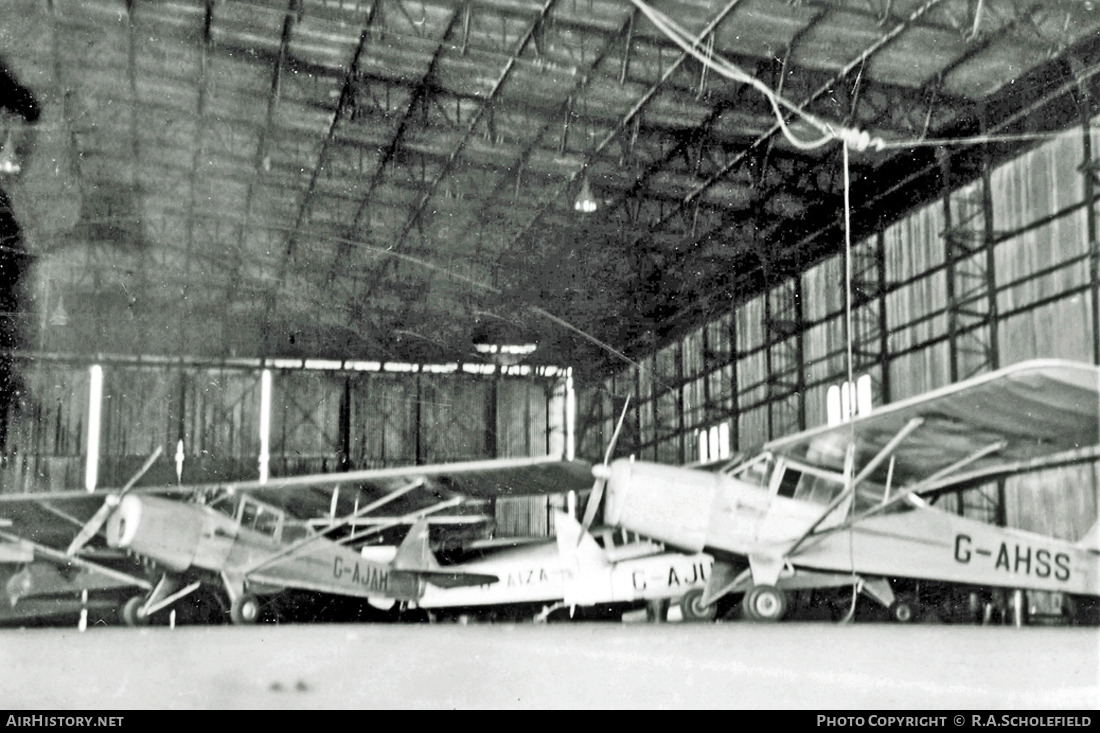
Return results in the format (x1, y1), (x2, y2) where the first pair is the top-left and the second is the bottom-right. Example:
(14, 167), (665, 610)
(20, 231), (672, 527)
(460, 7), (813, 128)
(1, 622), (1097, 709)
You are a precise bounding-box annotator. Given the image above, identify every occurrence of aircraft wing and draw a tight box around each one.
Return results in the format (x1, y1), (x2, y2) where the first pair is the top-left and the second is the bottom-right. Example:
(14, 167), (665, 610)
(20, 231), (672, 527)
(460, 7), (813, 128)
(204, 454), (594, 537)
(237, 455), (595, 500)
(0, 490), (154, 552)
(764, 359), (1100, 495)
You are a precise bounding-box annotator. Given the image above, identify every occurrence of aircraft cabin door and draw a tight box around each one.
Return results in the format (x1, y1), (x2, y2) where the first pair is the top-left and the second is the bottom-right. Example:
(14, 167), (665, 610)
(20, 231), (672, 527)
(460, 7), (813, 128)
(191, 504), (240, 572)
(754, 460), (846, 545)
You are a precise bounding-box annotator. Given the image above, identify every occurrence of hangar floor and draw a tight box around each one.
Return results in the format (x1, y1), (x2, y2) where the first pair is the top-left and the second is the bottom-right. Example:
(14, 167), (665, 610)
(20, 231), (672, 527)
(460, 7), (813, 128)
(1, 623), (1097, 709)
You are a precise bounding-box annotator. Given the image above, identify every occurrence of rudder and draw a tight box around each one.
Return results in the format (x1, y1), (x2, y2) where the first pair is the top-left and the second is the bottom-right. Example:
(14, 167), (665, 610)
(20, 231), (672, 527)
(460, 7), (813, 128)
(393, 520), (439, 570)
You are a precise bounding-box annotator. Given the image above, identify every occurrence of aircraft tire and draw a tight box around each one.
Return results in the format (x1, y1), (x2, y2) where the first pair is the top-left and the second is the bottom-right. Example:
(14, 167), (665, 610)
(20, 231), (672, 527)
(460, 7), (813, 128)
(680, 589), (717, 622)
(889, 595), (919, 623)
(230, 593), (260, 624)
(742, 585), (787, 622)
(121, 596), (150, 627)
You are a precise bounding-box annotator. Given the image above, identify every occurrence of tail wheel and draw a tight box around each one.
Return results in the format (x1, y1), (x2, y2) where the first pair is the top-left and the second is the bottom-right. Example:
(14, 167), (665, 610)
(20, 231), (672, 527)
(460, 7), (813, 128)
(121, 595), (150, 627)
(230, 593), (260, 625)
(889, 594), (919, 623)
(742, 585), (787, 622)
(680, 589), (717, 622)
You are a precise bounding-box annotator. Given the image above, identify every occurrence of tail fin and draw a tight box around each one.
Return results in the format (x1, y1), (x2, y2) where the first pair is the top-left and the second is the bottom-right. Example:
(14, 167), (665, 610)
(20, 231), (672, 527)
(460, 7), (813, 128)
(392, 520), (438, 571)
(554, 511), (607, 569)
(391, 519), (499, 588)
(1077, 520), (1100, 552)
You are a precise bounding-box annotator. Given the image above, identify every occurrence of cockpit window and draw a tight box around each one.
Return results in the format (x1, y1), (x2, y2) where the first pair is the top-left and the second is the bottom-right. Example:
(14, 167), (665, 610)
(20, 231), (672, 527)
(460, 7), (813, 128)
(792, 472), (846, 506)
(729, 453), (775, 490)
(237, 497), (284, 540)
(776, 467), (801, 498)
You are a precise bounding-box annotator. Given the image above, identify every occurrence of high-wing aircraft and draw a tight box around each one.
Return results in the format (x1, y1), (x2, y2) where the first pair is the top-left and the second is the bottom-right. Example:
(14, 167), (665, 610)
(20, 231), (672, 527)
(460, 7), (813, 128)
(0, 455), (593, 625)
(411, 511), (714, 622)
(584, 359), (1100, 622)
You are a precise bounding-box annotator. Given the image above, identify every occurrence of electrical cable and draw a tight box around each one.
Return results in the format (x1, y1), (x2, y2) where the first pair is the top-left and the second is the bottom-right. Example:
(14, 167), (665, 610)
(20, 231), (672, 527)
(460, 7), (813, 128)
(628, 0), (879, 152)
(841, 140), (859, 625)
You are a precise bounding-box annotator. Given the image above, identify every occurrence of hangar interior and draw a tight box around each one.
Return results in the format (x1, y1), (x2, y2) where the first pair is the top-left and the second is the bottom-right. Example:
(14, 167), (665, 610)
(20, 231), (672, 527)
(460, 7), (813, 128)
(1, 0), (1099, 623)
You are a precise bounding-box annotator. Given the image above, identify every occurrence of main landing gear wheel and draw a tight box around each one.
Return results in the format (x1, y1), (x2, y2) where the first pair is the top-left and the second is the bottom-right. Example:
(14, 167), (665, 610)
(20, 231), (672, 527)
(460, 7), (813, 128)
(741, 585), (788, 622)
(230, 593), (260, 625)
(121, 595), (150, 627)
(680, 589), (717, 622)
(889, 595), (919, 623)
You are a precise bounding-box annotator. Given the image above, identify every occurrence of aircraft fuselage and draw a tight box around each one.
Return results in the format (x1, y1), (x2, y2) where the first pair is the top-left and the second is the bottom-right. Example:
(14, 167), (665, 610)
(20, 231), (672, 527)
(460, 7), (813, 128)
(602, 458), (1100, 597)
(106, 494), (420, 601)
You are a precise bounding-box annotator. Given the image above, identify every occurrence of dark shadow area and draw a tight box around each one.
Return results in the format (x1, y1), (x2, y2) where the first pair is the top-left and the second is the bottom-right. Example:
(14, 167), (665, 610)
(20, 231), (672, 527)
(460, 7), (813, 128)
(0, 56), (39, 452)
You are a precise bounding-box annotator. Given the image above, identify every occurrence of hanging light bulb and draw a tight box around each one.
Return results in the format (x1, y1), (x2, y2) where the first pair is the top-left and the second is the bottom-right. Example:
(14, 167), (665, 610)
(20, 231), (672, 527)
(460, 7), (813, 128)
(573, 172), (598, 213)
(0, 128), (20, 175)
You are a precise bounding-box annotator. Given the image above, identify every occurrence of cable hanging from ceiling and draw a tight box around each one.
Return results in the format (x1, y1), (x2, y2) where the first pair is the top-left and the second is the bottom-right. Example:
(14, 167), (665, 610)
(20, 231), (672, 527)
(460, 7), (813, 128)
(628, 0), (884, 153)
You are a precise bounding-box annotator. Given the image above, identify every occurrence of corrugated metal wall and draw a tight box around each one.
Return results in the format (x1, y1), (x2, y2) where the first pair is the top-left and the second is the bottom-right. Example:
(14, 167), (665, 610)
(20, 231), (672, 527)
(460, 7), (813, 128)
(578, 124), (1100, 544)
(1, 360), (569, 539)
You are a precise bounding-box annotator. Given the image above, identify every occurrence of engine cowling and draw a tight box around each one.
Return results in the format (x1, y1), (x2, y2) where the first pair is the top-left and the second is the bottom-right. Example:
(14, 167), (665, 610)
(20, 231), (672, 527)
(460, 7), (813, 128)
(601, 459), (717, 553)
(106, 495), (204, 572)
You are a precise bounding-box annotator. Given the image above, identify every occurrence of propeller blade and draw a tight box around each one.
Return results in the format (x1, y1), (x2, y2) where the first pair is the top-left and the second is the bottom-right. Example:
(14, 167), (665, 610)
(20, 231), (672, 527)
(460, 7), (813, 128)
(579, 477), (605, 537)
(66, 446), (164, 557)
(601, 395), (631, 467)
(117, 445), (165, 497)
(65, 499), (117, 557)
(579, 396), (631, 540)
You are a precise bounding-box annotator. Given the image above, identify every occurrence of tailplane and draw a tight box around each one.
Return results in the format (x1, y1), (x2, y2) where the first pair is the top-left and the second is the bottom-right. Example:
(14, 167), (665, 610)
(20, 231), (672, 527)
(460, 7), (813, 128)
(391, 519), (498, 588)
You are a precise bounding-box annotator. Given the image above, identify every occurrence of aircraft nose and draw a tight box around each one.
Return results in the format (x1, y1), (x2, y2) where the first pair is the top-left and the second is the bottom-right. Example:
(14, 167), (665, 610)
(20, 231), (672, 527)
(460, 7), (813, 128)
(592, 464), (611, 480)
(106, 494), (143, 549)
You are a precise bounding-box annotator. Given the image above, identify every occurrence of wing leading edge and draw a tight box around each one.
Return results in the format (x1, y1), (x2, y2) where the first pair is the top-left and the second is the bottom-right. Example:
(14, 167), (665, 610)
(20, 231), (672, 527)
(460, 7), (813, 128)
(763, 359), (1100, 494)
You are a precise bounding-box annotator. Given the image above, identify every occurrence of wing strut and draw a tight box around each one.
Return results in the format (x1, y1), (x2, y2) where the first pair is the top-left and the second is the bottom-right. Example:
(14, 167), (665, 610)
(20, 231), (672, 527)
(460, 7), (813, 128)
(238, 478), (425, 576)
(0, 529), (152, 590)
(785, 417), (924, 558)
(336, 497), (465, 546)
(847, 439), (1008, 526)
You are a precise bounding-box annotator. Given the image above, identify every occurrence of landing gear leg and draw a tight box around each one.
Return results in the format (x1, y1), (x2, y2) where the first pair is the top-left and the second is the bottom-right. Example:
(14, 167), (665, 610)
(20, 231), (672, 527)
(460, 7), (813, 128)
(121, 595), (150, 627)
(534, 602), (566, 624)
(741, 585), (788, 622)
(889, 594), (920, 623)
(229, 593), (260, 625)
(680, 589), (718, 622)
(120, 573), (181, 626)
(222, 573), (259, 625)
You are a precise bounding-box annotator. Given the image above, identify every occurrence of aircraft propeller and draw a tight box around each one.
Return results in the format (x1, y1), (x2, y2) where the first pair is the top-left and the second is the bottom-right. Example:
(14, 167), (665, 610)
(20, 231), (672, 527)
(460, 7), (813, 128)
(579, 396), (630, 540)
(66, 446), (164, 557)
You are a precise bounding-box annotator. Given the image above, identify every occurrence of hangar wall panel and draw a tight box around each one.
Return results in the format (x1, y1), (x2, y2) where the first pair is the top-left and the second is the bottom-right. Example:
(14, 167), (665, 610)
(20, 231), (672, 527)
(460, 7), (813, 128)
(497, 377), (552, 458)
(1006, 464), (1098, 542)
(887, 343), (951, 401)
(998, 297), (1094, 364)
(348, 372), (417, 468)
(270, 371), (343, 476)
(3, 360), (567, 511)
(419, 378), (491, 463)
(99, 366), (179, 487)
(0, 363), (88, 493)
(180, 368), (263, 482)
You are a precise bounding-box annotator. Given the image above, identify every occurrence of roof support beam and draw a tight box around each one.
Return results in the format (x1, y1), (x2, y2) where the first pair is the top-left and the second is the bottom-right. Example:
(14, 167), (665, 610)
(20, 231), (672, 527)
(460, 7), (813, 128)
(229, 0), (300, 357)
(504, 0), (752, 253)
(184, 0), (215, 357)
(347, 0), (564, 322)
(329, 10), (462, 289)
